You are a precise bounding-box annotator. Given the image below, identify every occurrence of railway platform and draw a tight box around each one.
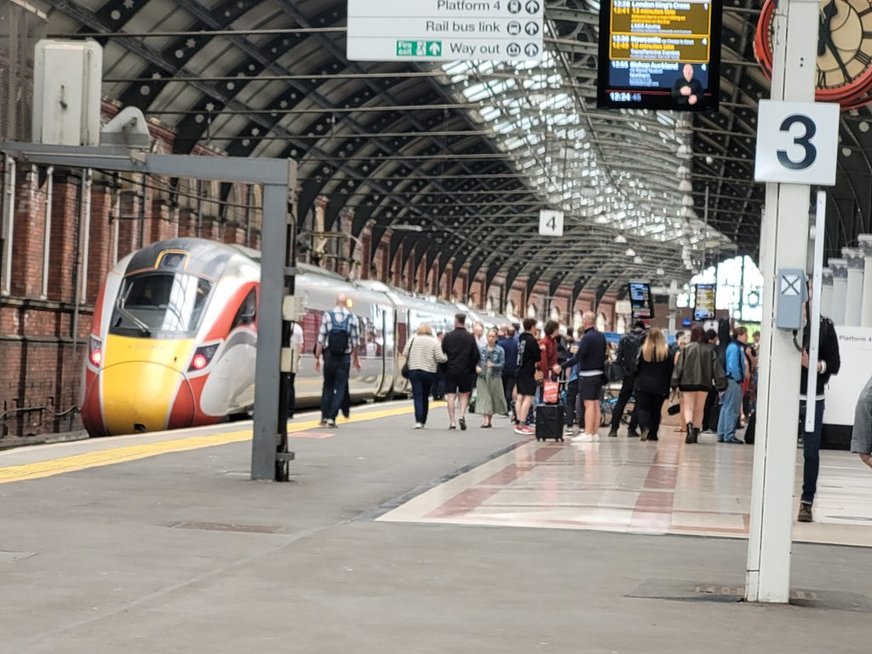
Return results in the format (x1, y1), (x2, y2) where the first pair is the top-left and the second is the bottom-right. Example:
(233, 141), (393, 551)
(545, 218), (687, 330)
(2, 401), (872, 653)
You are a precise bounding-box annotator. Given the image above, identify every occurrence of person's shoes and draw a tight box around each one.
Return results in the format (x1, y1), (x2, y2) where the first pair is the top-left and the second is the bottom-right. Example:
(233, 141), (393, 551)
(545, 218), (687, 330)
(459, 417), (467, 431)
(513, 424), (527, 435)
(319, 419), (328, 427)
(564, 426), (575, 437)
(639, 427), (649, 441)
(797, 502), (813, 523)
(607, 430), (619, 438)
(648, 434), (659, 441)
(326, 419), (337, 428)
(518, 425), (534, 436)
(685, 423), (694, 444)
(414, 423), (423, 429)
(481, 423), (492, 429)
(449, 424), (457, 430)
(725, 437), (744, 444)
(717, 435), (725, 443)
(627, 429), (640, 438)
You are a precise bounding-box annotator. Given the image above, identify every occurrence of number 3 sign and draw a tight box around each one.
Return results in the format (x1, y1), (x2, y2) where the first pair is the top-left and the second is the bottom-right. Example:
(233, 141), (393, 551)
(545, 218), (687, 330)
(754, 100), (839, 186)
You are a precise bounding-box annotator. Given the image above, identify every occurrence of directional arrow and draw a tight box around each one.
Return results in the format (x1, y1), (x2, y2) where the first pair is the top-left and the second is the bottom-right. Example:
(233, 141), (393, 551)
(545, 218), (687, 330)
(525, 21), (539, 35)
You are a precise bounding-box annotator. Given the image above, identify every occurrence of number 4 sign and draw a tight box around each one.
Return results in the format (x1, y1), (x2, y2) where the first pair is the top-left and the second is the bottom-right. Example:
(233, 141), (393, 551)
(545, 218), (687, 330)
(754, 100), (839, 186)
(539, 209), (564, 236)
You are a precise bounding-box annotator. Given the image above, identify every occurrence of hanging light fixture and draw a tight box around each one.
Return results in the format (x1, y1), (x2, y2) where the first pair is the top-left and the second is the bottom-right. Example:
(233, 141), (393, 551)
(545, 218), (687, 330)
(656, 267), (665, 276)
(625, 247), (636, 257)
(678, 178), (693, 192)
(614, 233), (627, 244)
(633, 255), (644, 264)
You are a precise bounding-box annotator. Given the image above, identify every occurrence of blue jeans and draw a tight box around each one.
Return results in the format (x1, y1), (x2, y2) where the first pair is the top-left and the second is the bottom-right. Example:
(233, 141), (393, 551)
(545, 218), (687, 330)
(408, 369), (435, 425)
(717, 379), (743, 441)
(800, 398), (826, 504)
(321, 354), (350, 420)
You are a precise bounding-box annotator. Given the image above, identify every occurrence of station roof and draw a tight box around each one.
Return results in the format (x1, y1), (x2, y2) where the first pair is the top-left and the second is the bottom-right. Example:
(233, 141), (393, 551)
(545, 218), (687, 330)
(44, 0), (872, 295)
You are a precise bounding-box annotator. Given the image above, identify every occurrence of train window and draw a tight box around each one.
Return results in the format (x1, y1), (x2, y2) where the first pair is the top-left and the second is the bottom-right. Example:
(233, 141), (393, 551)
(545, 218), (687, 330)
(110, 273), (212, 338)
(231, 288), (257, 329)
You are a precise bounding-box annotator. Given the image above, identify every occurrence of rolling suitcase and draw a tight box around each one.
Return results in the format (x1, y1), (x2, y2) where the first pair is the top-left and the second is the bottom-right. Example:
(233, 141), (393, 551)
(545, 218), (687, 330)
(535, 404), (565, 442)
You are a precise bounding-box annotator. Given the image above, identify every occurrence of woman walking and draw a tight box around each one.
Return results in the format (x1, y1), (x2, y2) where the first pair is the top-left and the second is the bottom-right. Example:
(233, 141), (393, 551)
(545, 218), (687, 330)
(671, 325), (726, 444)
(476, 328), (508, 428)
(403, 324), (448, 429)
(634, 327), (673, 441)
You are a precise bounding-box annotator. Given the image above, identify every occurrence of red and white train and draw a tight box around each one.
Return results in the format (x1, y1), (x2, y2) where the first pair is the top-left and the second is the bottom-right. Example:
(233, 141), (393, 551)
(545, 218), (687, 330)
(81, 238), (509, 437)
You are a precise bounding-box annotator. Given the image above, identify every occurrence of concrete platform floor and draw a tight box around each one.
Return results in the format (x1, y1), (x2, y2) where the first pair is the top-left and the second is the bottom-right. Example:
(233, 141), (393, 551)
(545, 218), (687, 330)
(1, 402), (870, 653)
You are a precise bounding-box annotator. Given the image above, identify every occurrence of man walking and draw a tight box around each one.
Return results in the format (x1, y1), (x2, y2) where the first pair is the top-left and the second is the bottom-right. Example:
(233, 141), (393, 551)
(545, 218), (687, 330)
(314, 294), (361, 428)
(441, 313), (480, 431)
(717, 326), (747, 444)
(607, 320), (644, 438)
(797, 307), (840, 522)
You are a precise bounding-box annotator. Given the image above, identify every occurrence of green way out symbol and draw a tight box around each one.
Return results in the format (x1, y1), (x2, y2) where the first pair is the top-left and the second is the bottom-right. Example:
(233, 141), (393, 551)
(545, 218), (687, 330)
(428, 41), (442, 55)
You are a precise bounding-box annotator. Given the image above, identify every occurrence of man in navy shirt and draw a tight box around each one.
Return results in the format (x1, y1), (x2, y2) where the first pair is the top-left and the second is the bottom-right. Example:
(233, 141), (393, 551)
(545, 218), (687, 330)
(499, 325), (519, 420)
(559, 311), (606, 442)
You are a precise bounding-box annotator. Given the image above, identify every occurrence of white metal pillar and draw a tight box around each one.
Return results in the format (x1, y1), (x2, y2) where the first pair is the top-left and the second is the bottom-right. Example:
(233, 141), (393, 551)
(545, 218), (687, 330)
(860, 235), (872, 327)
(745, 0), (818, 604)
(829, 258), (848, 326)
(820, 267), (833, 320)
(843, 248), (865, 326)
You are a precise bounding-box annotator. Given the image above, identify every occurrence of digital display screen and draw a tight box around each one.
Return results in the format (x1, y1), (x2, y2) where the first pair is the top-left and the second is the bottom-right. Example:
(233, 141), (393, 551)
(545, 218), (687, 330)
(597, 0), (722, 111)
(628, 281), (654, 320)
(693, 283), (716, 321)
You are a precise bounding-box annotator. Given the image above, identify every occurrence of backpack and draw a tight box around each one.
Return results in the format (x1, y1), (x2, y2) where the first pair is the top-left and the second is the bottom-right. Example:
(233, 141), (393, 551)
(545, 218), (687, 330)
(617, 331), (643, 374)
(327, 311), (351, 356)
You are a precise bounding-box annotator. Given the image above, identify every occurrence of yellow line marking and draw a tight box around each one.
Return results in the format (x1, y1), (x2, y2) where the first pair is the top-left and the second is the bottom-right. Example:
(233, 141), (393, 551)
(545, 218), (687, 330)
(0, 404), (417, 485)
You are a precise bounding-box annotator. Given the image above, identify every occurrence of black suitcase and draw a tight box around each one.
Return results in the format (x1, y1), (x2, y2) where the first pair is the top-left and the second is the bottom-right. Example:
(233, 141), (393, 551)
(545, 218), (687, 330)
(535, 404), (565, 442)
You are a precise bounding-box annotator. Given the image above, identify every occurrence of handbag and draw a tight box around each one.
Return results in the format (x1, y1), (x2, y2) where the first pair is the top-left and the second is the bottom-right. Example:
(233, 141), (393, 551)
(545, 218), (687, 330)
(401, 337), (416, 379)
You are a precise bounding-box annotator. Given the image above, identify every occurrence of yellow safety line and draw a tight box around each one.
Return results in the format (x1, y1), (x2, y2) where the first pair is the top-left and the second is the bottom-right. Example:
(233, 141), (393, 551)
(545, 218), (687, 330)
(0, 404), (417, 485)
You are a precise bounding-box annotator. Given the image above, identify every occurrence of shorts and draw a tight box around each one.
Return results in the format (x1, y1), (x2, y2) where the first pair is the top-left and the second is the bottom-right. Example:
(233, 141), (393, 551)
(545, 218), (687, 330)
(578, 375), (603, 401)
(444, 373), (473, 394)
(516, 372), (537, 397)
(679, 384), (710, 393)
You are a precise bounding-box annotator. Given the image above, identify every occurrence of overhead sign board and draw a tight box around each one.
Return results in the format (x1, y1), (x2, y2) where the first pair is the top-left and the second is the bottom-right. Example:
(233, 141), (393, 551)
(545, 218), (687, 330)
(597, 0), (723, 111)
(754, 100), (839, 186)
(347, 0), (544, 62)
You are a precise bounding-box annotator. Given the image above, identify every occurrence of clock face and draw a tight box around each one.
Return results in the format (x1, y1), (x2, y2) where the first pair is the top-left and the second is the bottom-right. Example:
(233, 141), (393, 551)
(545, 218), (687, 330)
(756, 0), (872, 105)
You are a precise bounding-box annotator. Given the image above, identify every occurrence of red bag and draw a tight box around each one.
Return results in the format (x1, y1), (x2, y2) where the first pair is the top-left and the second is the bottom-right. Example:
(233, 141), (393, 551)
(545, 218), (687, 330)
(542, 380), (559, 404)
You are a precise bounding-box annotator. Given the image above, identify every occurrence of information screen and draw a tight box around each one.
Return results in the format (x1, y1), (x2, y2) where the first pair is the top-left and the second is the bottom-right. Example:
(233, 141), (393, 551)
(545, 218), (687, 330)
(693, 283), (716, 321)
(597, 0), (722, 111)
(628, 281), (654, 320)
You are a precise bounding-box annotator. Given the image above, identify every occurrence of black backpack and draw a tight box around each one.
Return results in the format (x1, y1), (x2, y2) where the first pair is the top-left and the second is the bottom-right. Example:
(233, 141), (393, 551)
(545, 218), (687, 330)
(617, 331), (643, 374)
(327, 312), (351, 356)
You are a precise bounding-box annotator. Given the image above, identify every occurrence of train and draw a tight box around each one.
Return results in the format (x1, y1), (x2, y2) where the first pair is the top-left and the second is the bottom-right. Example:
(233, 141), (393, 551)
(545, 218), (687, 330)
(80, 237), (512, 437)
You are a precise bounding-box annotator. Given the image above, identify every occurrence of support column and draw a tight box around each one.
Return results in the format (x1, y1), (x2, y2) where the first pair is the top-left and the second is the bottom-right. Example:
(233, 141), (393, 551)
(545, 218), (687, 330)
(843, 248), (864, 327)
(820, 267), (833, 320)
(745, 0), (817, 604)
(829, 258), (848, 326)
(859, 235), (872, 328)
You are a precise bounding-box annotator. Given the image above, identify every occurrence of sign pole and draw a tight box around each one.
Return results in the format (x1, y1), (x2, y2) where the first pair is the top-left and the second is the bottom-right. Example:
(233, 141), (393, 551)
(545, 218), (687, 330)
(746, 0), (819, 604)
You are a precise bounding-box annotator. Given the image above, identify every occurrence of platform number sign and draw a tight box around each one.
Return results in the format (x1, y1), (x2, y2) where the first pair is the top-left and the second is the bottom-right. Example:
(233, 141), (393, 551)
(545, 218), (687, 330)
(754, 100), (839, 186)
(539, 209), (564, 237)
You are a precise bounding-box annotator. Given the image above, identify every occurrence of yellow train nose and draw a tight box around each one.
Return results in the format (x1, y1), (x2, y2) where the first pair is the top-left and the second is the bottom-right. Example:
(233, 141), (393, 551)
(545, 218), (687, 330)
(100, 362), (195, 435)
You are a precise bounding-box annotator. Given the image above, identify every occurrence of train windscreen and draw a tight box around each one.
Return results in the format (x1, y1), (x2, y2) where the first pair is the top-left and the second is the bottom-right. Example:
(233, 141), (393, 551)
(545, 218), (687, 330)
(110, 273), (212, 338)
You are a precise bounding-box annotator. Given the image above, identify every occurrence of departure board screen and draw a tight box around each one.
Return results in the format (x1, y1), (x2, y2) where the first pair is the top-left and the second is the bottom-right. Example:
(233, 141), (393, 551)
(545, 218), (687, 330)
(693, 283), (716, 321)
(628, 281), (654, 320)
(597, 0), (722, 111)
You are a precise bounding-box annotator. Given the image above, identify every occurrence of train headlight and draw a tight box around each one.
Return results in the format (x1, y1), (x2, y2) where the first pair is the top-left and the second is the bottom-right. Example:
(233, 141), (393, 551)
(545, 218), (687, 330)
(188, 343), (219, 372)
(88, 336), (102, 367)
